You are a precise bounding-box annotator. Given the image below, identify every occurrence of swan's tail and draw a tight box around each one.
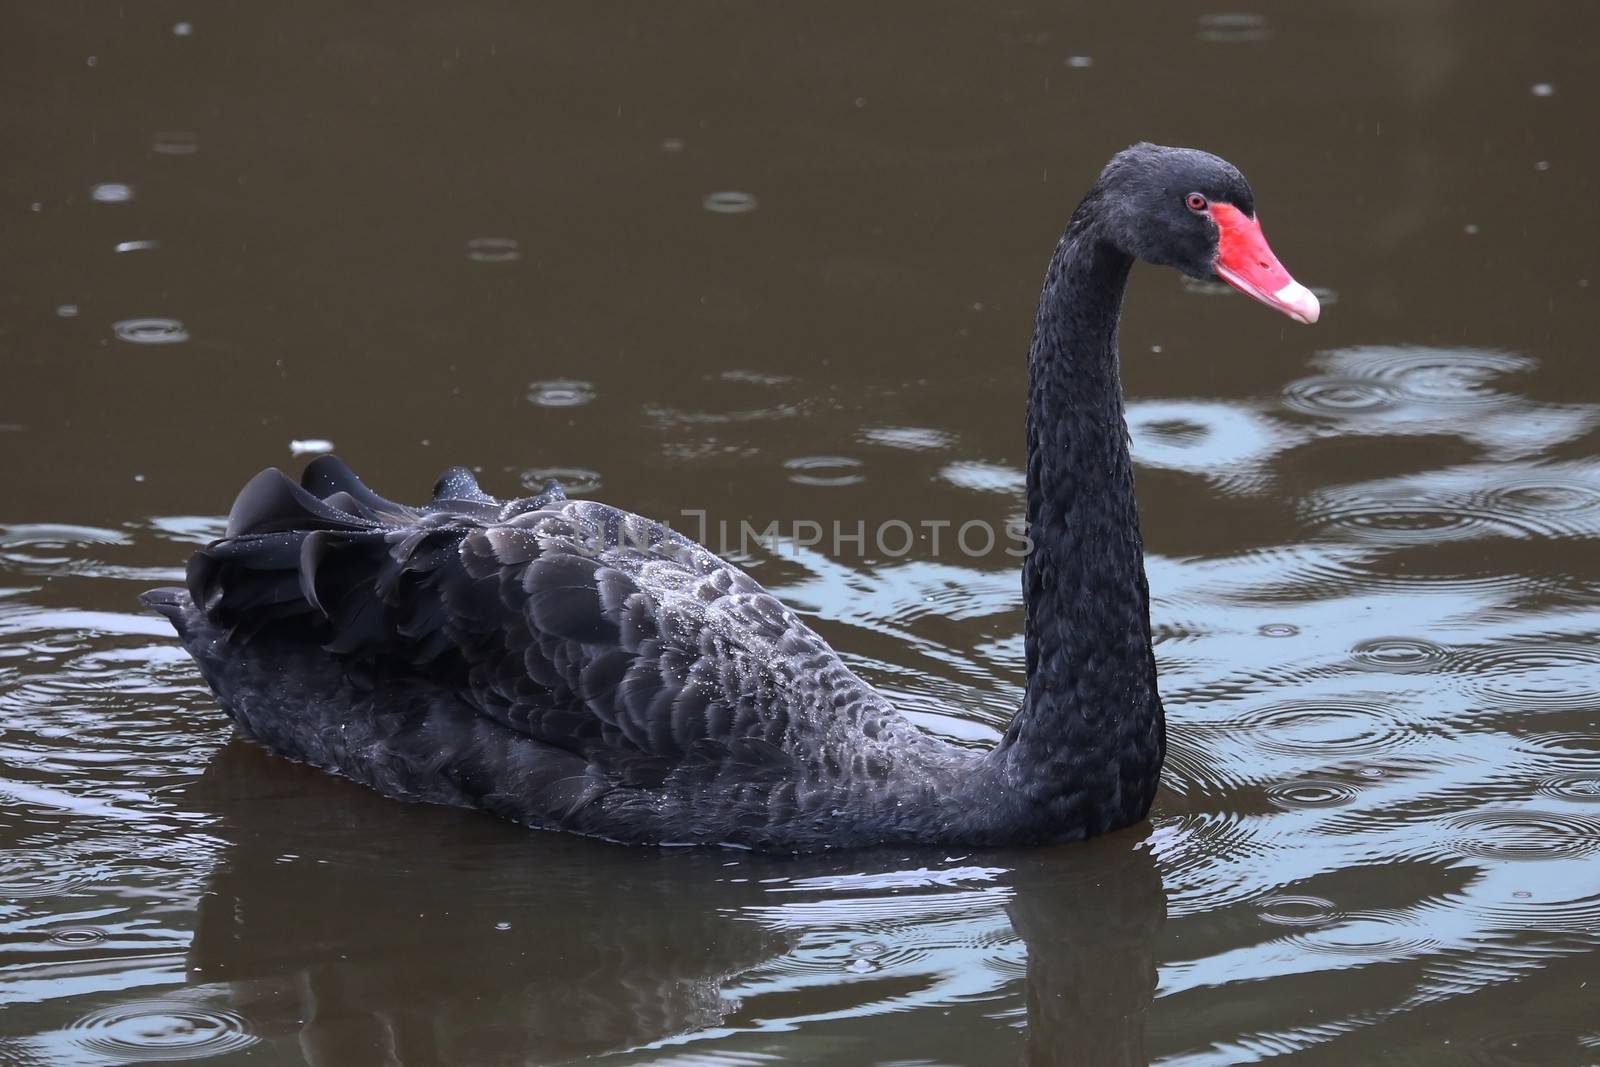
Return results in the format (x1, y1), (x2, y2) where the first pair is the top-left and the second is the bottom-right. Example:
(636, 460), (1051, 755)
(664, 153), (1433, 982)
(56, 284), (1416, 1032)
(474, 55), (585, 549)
(143, 455), (552, 659)
(139, 585), (234, 695)
(139, 586), (192, 625)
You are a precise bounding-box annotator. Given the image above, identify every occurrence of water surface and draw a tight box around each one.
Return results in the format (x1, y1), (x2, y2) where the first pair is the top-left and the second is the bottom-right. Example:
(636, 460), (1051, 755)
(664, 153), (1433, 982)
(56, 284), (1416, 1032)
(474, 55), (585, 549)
(3, 2), (1599, 1063)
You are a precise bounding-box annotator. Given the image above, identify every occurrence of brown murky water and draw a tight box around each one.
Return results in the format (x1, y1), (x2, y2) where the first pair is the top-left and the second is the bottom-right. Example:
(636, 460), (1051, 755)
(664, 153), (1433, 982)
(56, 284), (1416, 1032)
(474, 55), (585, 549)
(4, 2), (1600, 1063)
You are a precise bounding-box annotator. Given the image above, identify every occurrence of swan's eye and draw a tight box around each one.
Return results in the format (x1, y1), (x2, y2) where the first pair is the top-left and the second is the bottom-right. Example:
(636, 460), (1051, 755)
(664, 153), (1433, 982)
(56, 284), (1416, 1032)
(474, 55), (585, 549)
(1186, 193), (1209, 213)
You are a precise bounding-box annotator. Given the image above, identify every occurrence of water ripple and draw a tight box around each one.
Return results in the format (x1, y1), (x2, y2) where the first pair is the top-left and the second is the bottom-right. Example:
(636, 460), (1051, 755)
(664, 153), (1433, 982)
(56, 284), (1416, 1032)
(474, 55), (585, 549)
(521, 466), (603, 495)
(66, 1001), (256, 1061)
(48, 925), (109, 947)
(149, 130), (198, 155)
(860, 426), (955, 451)
(1280, 347), (1598, 460)
(1287, 908), (1439, 957)
(1225, 698), (1421, 759)
(1266, 779), (1360, 810)
(1467, 887), (1600, 935)
(1350, 636), (1449, 673)
(1468, 1028), (1600, 1066)
(785, 456), (864, 487)
(1304, 461), (1600, 543)
(1440, 809), (1600, 862)
(939, 460), (1024, 494)
(1535, 773), (1600, 803)
(703, 191), (758, 214)
(1196, 12), (1271, 43)
(112, 318), (188, 344)
(1450, 641), (1600, 711)
(528, 379), (596, 407)
(0, 849), (101, 898)
(1126, 399), (1300, 494)
(1256, 894), (1337, 927)
(1282, 376), (1401, 416)
(467, 237), (521, 263)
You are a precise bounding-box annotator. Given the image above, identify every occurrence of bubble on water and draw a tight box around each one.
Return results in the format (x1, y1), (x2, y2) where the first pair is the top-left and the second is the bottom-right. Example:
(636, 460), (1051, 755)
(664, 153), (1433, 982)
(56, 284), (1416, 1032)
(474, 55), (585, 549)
(92, 183), (133, 203)
(528, 380), (596, 408)
(660, 138), (686, 152)
(1065, 55), (1094, 68)
(57, 304), (80, 318)
(113, 318), (188, 344)
(1259, 623), (1299, 637)
(173, 21), (194, 36)
(844, 957), (880, 973)
(703, 191), (758, 215)
(466, 237), (521, 263)
(1534, 160), (1551, 172)
(150, 130), (198, 155)
(520, 466), (602, 495)
(289, 439), (335, 456)
(785, 456), (864, 487)
(494, 921), (511, 931)
(66, 1001), (256, 1061)
(1267, 779), (1359, 809)
(1530, 82), (1554, 97)
(1197, 12), (1271, 43)
(1441, 809), (1600, 862)
(1464, 223), (1480, 235)
(1257, 894), (1337, 927)
(115, 240), (159, 253)
(1350, 636), (1449, 673)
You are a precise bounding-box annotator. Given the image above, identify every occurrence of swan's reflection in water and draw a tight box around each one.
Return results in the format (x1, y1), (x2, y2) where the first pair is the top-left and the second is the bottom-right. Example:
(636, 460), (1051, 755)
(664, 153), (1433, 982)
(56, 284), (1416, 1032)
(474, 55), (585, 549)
(184, 741), (1165, 1065)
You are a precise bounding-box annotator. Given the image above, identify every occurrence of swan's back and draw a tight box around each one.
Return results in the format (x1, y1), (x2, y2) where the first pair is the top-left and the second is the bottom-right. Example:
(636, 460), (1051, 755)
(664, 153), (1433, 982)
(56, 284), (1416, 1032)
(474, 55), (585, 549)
(146, 456), (974, 848)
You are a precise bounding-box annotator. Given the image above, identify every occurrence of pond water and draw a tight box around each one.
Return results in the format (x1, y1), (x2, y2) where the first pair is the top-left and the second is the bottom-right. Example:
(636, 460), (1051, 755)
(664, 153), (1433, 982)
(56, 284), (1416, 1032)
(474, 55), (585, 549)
(3, 2), (1599, 1063)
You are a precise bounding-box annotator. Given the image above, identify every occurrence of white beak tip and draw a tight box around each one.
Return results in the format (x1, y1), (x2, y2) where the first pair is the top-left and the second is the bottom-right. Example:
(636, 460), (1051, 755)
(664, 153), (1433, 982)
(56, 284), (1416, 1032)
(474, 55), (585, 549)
(1273, 280), (1321, 325)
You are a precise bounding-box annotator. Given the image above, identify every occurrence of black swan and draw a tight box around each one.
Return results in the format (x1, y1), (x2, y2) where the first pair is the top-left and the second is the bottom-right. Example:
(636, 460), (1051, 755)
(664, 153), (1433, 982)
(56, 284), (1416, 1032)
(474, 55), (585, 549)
(143, 144), (1318, 851)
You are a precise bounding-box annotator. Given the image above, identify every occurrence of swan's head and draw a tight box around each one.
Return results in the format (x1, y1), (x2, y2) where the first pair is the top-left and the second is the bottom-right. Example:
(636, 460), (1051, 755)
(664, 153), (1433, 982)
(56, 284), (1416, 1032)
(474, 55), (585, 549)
(1091, 143), (1320, 325)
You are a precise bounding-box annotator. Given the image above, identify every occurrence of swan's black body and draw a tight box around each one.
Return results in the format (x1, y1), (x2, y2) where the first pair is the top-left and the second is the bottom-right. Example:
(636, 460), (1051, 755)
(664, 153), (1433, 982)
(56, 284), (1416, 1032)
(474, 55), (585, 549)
(145, 144), (1304, 850)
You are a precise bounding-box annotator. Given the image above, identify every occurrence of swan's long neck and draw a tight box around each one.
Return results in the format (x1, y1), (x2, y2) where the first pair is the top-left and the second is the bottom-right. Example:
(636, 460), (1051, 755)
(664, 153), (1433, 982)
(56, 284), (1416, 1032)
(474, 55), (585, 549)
(985, 217), (1166, 837)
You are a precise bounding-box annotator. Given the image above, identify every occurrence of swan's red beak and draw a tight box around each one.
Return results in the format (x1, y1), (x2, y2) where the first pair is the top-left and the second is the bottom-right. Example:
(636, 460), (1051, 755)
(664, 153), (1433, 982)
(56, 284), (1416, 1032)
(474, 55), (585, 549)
(1210, 203), (1320, 325)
